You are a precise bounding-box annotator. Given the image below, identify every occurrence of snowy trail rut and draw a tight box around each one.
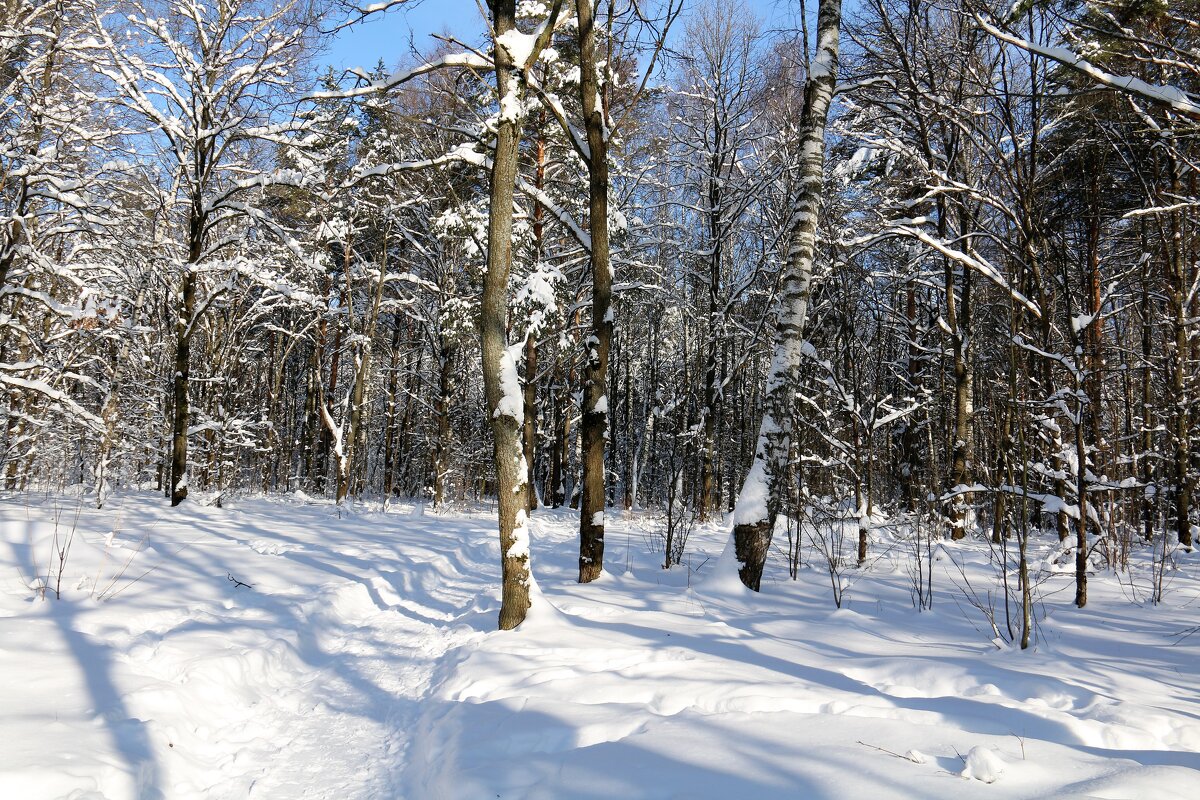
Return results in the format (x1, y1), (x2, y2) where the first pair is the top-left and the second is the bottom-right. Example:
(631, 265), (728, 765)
(156, 502), (496, 798)
(0, 496), (497, 799)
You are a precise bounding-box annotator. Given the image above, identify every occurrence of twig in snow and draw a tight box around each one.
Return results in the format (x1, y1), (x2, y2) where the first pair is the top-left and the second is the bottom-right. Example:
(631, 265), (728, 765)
(228, 573), (254, 590)
(1011, 732), (1027, 760)
(856, 740), (910, 761)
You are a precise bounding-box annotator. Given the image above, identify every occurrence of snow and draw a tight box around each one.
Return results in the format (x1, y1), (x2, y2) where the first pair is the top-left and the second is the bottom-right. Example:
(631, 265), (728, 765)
(976, 15), (1200, 117)
(960, 746), (1005, 783)
(732, 452), (770, 526)
(496, 29), (539, 70)
(1070, 312), (1094, 334)
(509, 509), (531, 560)
(493, 343), (524, 422)
(310, 53), (492, 100)
(515, 264), (562, 315)
(498, 86), (525, 123)
(2, 493), (1200, 799)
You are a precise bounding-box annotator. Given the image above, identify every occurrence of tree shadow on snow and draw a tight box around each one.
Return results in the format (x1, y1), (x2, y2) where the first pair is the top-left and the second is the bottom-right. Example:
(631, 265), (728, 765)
(6, 530), (163, 799)
(408, 698), (942, 800)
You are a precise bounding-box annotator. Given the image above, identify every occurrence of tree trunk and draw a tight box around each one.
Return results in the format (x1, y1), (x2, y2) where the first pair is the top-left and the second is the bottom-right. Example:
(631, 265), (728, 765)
(622, 354), (633, 510)
(482, 0), (562, 629)
(577, 0), (612, 584)
(1074, 385), (1089, 608)
(382, 319), (402, 497)
(523, 333), (540, 510)
(1140, 249), (1155, 541)
(729, 0), (841, 591)
(945, 248), (973, 539)
(399, 343), (422, 495)
(899, 273), (921, 510)
(169, 259), (198, 506)
(433, 338), (453, 508)
(1168, 162), (1192, 549)
(550, 357), (566, 508)
(302, 339), (321, 488)
(698, 121), (724, 522)
(525, 116), (548, 512)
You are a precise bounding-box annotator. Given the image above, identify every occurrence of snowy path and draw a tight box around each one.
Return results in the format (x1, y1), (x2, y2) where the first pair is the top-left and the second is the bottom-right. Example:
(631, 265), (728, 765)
(0, 496), (495, 799)
(2, 493), (1200, 799)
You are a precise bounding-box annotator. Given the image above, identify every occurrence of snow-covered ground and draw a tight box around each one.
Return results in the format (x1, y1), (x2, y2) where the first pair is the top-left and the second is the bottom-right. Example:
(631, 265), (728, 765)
(1, 492), (1198, 799)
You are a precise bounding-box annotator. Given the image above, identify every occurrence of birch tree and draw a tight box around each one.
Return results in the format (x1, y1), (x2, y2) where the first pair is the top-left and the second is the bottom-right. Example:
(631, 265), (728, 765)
(729, 0), (842, 590)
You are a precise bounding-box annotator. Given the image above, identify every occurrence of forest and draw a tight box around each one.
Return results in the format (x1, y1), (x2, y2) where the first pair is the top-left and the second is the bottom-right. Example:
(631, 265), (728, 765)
(5, 0), (1198, 628)
(3, 0), (1200, 796)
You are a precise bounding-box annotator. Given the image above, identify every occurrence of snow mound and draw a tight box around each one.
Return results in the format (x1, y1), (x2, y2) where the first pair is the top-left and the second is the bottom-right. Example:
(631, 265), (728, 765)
(693, 536), (751, 600)
(960, 746), (1005, 783)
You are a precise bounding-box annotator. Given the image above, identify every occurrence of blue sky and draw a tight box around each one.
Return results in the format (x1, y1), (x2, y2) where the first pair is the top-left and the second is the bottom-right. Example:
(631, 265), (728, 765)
(320, 0), (798, 72)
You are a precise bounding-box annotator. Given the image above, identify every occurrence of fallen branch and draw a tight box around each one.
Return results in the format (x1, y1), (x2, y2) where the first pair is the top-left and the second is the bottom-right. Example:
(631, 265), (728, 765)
(227, 573), (254, 590)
